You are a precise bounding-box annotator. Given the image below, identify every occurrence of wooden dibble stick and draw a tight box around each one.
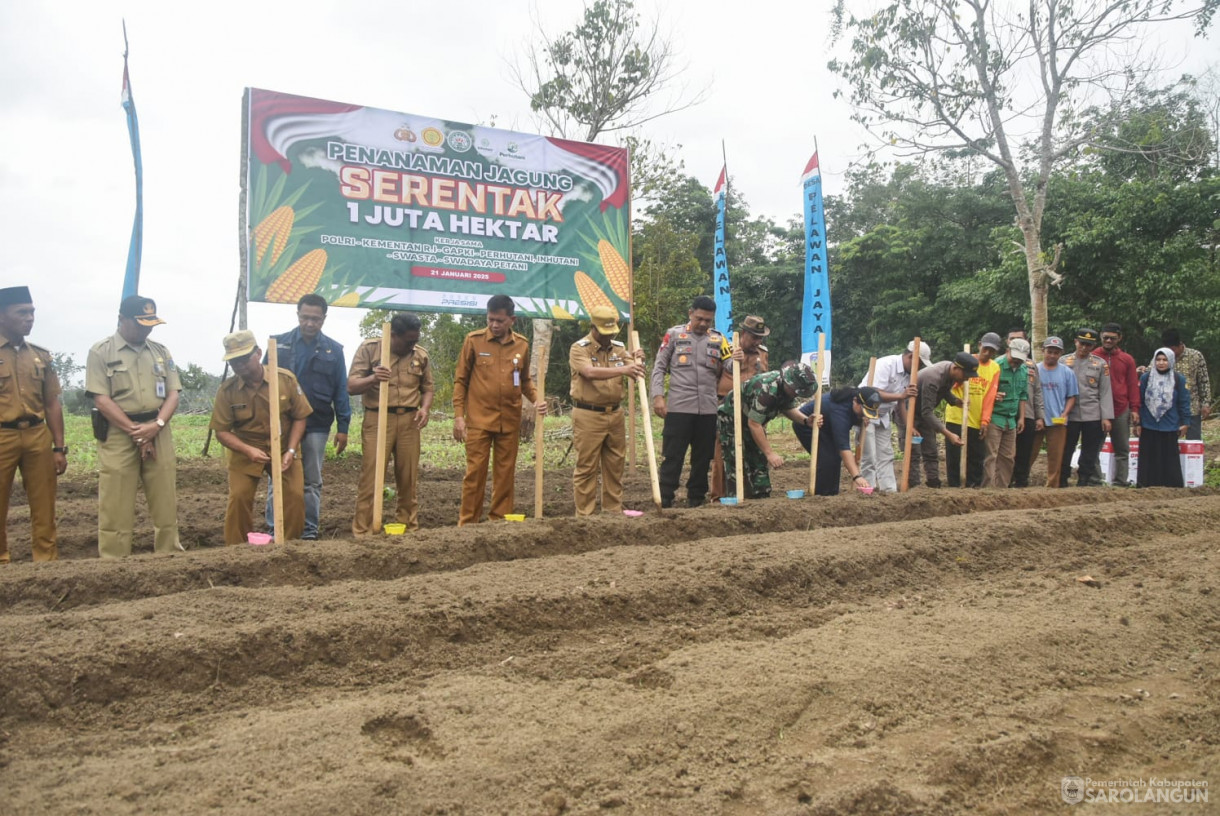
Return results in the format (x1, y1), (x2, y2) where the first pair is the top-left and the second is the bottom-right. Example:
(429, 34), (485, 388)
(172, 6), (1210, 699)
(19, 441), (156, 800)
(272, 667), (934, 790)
(268, 339), (285, 544)
(900, 337), (923, 493)
(732, 332), (744, 504)
(855, 356), (877, 464)
(630, 330), (662, 510)
(372, 322), (391, 532)
(535, 336), (549, 519)
(807, 333), (826, 496)
(960, 343), (972, 485)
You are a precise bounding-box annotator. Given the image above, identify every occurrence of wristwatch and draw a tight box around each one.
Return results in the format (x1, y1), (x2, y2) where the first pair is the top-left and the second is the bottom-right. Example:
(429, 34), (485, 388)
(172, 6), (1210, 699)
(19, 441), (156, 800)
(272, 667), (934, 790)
(287, 448), (296, 458)
(156, 418), (166, 428)
(53, 445), (69, 454)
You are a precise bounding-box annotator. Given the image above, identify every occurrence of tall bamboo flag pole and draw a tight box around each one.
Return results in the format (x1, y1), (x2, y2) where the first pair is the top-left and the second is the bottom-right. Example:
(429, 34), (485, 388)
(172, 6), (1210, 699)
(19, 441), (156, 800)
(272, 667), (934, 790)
(372, 323), (391, 531)
(900, 337), (923, 492)
(535, 346), (548, 519)
(960, 343), (972, 485)
(732, 332), (744, 504)
(807, 333), (826, 495)
(630, 330), (662, 508)
(627, 173), (637, 471)
(267, 339), (285, 544)
(856, 356), (877, 463)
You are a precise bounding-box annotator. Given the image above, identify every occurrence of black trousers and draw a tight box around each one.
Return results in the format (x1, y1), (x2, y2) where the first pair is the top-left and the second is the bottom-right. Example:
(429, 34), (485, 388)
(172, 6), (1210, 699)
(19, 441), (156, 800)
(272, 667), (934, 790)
(1010, 416), (1038, 487)
(945, 422), (986, 487)
(659, 412), (718, 506)
(1062, 420), (1105, 486)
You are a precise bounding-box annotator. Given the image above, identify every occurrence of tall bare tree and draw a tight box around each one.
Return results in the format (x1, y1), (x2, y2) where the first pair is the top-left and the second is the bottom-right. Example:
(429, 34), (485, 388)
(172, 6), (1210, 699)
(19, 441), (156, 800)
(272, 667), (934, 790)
(829, 0), (1217, 346)
(512, 0), (702, 435)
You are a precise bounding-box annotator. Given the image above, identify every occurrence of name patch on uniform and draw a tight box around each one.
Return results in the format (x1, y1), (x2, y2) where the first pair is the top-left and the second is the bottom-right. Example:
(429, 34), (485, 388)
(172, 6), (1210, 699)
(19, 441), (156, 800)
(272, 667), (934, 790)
(478, 352), (492, 357)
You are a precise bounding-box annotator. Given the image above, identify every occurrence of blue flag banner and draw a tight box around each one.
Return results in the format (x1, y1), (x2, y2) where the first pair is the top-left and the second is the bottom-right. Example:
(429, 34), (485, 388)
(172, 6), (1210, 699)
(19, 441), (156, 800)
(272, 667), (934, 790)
(712, 166), (731, 336)
(800, 151), (832, 379)
(121, 44), (143, 300)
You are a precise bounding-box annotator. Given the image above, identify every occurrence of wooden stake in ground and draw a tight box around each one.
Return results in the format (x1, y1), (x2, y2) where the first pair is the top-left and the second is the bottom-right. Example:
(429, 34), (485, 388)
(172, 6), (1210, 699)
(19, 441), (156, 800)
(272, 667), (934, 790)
(855, 356), (877, 464)
(807, 333), (826, 495)
(630, 330), (662, 509)
(900, 337), (923, 493)
(732, 332), (744, 504)
(960, 343), (972, 486)
(535, 342), (548, 519)
(627, 372), (637, 470)
(267, 339), (285, 544)
(372, 322), (391, 532)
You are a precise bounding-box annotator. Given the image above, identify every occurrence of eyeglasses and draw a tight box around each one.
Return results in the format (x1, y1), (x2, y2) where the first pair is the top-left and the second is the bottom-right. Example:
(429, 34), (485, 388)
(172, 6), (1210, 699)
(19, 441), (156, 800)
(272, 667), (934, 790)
(1100, 334), (1120, 342)
(298, 315), (325, 324)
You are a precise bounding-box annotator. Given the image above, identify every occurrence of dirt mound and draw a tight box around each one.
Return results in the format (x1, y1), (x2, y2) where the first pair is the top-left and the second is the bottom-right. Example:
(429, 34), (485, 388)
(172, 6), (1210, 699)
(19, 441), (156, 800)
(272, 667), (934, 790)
(2, 468), (1217, 814)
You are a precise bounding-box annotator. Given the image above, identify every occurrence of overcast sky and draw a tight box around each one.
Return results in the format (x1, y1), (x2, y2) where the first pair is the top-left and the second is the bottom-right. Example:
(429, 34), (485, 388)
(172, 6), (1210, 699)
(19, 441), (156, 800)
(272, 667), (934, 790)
(1, 1), (1213, 376)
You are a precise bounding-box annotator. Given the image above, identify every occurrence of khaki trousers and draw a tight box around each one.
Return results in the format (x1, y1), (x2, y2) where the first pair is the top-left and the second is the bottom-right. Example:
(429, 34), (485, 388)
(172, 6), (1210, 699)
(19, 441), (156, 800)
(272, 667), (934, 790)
(459, 426), (519, 526)
(982, 423), (1017, 488)
(97, 427), (179, 558)
(1030, 425), (1068, 488)
(0, 424), (57, 563)
(225, 459), (304, 545)
(353, 410), (422, 534)
(572, 406), (626, 515)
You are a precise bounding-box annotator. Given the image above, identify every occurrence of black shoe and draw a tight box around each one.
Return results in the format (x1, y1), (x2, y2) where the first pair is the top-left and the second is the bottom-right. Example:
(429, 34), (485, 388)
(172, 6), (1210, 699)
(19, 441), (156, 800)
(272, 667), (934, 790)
(688, 497), (705, 508)
(925, 480), (942, 489)
(661, 498), (674, 509)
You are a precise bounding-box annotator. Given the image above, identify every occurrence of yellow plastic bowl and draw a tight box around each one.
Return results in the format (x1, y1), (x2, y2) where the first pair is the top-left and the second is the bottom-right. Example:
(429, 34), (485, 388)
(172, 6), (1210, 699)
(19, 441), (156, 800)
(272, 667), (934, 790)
(383, 523), (406, 535)
(505, 514), (526, 522)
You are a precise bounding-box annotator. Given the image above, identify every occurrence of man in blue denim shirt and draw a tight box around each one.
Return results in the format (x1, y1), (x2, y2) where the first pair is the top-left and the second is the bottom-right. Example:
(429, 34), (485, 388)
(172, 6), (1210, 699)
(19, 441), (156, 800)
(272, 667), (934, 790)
(264, 294), (351, 539)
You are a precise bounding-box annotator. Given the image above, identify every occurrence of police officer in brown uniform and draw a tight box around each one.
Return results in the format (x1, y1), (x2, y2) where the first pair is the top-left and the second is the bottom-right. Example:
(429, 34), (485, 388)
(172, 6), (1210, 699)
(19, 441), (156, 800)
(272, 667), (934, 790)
(711, 315), (771, 499)
(349, 312), (435, 534)
(210, 330), (312, 544)
(452, 294), (546, 526)
(0, 286), (66, 563)
(569, 305), (646, 515)
(86, 296), (183, 558)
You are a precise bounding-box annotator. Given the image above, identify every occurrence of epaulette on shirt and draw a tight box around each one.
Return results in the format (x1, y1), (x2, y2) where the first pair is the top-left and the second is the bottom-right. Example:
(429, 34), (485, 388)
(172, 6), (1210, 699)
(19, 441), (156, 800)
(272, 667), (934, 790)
(577, 338), (592, 347)
(611, 339), (625, 347)
(26, 341), (52, 355)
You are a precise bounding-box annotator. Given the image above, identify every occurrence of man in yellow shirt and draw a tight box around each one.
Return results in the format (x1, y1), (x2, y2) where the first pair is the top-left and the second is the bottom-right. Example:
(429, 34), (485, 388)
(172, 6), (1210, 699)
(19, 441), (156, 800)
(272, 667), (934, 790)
(944, 332), (1001, 487)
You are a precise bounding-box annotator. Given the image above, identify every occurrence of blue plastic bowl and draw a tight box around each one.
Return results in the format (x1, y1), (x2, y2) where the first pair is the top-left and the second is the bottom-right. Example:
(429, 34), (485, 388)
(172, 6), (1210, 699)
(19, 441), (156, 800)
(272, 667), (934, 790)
(786, 489), (805, 499)
(719, 497), (738, 505)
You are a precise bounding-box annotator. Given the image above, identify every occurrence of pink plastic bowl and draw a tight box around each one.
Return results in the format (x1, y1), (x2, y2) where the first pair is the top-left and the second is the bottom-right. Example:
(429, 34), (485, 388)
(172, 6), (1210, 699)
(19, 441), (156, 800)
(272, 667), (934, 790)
(247, 532), (272, 545)
(623, 509), (644, 518)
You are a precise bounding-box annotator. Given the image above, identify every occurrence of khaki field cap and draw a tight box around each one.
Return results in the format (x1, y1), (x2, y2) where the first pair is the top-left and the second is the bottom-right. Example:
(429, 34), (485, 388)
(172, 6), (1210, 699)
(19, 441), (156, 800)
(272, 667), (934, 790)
(1008, 338), (1031, 361)
(222, 330), (258, 361)
(119, 295), (166, 327)
(739, 315), (771, 337)
(589, 305), (620, 335)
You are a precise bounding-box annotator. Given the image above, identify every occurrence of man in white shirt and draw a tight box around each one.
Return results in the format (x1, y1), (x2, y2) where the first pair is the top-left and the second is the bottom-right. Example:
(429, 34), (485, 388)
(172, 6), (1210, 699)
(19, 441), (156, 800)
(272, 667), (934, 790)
(857, 340), (928, 492)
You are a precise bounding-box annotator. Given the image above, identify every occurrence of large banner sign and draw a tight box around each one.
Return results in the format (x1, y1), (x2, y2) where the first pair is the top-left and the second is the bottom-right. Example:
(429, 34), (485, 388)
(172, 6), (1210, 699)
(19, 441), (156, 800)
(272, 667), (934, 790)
(244, 89), (631, 319)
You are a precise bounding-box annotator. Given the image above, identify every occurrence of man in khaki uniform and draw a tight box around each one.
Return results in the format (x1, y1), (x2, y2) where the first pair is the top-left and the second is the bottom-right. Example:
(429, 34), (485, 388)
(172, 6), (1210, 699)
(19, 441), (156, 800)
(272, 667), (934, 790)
(453, 294), (546, 525)
(349, 312), (435, 533)
(0, 286), (66, 563)
(569, 305), (646, 515)
(210, 330), (312, 544)
(711, 315), (770, 499)
(86, 296), (182, 558)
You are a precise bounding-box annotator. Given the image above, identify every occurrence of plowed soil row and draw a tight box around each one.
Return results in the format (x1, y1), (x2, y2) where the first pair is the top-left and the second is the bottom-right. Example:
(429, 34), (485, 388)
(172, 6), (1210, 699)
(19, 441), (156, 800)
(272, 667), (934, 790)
(2, 490), (1217, 815)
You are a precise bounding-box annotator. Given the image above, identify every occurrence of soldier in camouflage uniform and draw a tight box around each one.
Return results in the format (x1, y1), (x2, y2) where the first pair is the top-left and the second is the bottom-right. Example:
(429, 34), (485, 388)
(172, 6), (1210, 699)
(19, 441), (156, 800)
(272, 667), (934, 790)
(716, 363), (819, 498)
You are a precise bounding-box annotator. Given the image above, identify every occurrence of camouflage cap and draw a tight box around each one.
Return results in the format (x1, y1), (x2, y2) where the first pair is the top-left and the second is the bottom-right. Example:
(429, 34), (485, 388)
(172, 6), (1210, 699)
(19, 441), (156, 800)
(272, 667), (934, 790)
(781, 363), (818, 398)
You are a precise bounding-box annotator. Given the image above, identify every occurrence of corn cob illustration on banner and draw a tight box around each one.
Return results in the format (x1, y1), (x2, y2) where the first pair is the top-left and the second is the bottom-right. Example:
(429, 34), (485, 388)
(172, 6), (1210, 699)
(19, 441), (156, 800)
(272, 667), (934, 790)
(266, 249), (327, 303)
(244, 88), (630, 318)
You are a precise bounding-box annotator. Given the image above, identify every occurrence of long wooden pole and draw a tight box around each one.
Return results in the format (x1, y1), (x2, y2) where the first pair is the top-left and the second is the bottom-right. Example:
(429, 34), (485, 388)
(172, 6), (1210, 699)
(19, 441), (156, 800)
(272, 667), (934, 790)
(807, 333), (826, 495)
(732, 332), (744, 504)
(372, 322), (391, 531)
(960, 343), (972, 486)
(900, 337), (923, 492)
(855, 356), (877, 464)
(535, 335), (548, 519)
(268, 339), (285, 544)
(630, 330), (662, 508)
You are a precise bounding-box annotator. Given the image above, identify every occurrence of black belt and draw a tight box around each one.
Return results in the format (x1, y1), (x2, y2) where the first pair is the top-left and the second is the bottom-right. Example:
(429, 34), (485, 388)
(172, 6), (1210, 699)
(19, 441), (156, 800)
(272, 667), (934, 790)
(386, 406), (419, 414)
(574, 402), (619, 413)
(126, 411), (160, 422)
(0, 417), (43, 430)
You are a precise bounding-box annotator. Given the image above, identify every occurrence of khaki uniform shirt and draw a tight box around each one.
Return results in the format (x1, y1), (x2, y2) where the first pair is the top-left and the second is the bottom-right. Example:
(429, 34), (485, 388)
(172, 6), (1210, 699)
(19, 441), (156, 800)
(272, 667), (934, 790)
(453, 328), (538, 433)
(1063, 353), (1114, 422)
(717, 344), (769, 397)
(84, 333), (182, 414)
(649, 324), (731, 415)
(0, 337), (60, 423)
(569, 332), (630, 407)
(209, 369), (313, 475)
(349, 339), (434, 410)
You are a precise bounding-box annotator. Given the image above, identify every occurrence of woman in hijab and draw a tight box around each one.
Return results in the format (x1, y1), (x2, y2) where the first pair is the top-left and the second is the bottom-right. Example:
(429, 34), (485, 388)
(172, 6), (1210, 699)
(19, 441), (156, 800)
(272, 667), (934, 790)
(1136, 348), (1191, 487)
(793, 386), (882, 495)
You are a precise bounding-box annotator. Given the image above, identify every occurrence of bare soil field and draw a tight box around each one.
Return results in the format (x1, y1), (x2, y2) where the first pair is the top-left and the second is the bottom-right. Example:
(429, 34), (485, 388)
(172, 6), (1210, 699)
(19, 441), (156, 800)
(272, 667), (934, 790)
(2, 433), (1217, 815)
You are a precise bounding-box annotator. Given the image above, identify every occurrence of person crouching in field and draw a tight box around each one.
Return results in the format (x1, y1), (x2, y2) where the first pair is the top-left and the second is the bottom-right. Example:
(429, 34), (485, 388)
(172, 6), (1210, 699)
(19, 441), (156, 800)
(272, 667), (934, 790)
(1136, 348), (1191, 488)
(210, 331), (312, 544)
(794, 386), (883, 495)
